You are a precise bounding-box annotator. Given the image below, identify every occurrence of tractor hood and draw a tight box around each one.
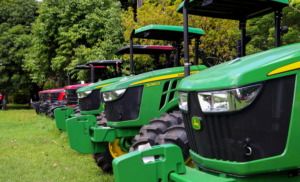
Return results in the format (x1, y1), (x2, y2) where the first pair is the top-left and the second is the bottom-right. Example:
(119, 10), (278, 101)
(64, 83), (90, 90)
(178, 43), (300, 91)
(76, 76), (128, 93)
(101, 66), (206, 92)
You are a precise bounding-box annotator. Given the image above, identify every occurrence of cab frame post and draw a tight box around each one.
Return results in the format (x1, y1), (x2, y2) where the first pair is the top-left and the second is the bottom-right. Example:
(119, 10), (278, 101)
(130, 30), (135, 76)
(183, 0), (190, 77)
(89, 64), (95, 83)
(240, 20), (246, 57)
(275, 9), (282, 48)
(194, 37), (200, 65)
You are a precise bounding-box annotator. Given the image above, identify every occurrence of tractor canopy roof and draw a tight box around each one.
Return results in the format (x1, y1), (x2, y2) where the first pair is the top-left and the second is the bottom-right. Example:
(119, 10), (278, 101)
(116, 45), (173, 55)
(134, 25), (204, 42)
(48, 89), (65, 93)
(39, 90), (50, 93)
(77, 76), (129, 92)
(86, 60), (123, 66)
(64, 83), (91, 90)
(177, 0), (289, 21)
(178, 43), (300, 91)
(74, 65), (105, 69)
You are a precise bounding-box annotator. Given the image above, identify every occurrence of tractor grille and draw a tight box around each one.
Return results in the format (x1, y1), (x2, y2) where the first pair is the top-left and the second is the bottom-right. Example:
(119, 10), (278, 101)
(183, 75), (295, 162)
(65, 89), (78, 105)
(79, 89), (101, 111)
(42, 93), (49, 102)
(50, 93), (60, 103)
(104, 86), (143, 122)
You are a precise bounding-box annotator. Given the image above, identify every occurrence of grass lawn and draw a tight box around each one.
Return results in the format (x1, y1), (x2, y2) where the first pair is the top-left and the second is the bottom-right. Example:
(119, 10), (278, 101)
(6, 104), (29, 107)
(0, 110), (114, 182)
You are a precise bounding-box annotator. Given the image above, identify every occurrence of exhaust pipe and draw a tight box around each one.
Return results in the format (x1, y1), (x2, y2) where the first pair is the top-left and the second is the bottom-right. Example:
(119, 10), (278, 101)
(57, 77), (60, 88)
(89, 64), (95, 83)
(67, 75), (71, 85)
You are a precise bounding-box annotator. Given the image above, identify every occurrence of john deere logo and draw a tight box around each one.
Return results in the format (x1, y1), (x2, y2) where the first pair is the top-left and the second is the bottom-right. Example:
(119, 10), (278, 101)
(192, 117), (201, 130)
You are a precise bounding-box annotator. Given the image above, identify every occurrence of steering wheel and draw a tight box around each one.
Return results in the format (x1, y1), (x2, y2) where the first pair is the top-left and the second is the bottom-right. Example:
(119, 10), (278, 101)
(204, 57), (224, 67)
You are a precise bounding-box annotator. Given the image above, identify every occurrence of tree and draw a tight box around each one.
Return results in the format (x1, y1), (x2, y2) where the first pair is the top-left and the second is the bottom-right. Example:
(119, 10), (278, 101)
(23, 0), (126, 85)
(0, 0), (39, 101)
(121, 0), (239, 74)
(121, 0), (300, 74)
(246, 2), (300, 55)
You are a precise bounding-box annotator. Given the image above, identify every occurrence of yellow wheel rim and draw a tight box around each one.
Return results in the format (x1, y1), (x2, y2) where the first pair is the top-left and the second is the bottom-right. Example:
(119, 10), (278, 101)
(185, 156), (195, 168)
(108, 139), (128, 158)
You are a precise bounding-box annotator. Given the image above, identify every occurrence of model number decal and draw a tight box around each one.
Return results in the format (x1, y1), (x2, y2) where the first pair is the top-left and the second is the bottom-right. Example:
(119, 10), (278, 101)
(178, 71), (198, 78)
(147, 82), (161, 88)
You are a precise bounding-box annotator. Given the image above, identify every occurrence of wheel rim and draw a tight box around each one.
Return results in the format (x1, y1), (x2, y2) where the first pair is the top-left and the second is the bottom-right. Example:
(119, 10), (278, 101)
(185, 156), (195, 168)
(108, 139), (128, 158)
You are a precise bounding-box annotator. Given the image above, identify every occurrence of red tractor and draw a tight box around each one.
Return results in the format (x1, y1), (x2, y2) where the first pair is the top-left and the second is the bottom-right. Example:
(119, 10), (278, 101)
(0, 92), (6, 110)
(46, 88), (66, 118)
(47, 64), (106, 117)
(32, 90), (50, 114)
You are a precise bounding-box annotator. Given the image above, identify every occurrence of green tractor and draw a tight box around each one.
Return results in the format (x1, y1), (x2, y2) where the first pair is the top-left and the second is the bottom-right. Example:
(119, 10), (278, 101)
(54, 60), (125, 131)
(112, 0), (300, 182)
(54, 45), (174, 131)
(66, 25), (207, 173)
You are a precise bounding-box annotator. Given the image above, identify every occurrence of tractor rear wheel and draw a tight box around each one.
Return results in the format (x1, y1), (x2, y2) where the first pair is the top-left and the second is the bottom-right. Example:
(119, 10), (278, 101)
(47, 101), (67, 119)
(129, 111), (192, 167)
(129, 111), (183, 152)
(155, 123), (190, 160)
(39, 101), (51, 115)
(73, 104), (80, 115)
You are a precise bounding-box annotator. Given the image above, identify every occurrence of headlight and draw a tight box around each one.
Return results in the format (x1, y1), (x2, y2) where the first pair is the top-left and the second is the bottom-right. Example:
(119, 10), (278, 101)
(198, 84), (262, 113)
(102, 89), (126, 102)
(178, 92), (188, 111)
(77, 91), (92, 99)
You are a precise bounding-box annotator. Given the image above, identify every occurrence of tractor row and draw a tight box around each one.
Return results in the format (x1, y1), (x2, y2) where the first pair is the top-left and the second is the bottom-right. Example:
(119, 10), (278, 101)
(44, 0), (300, 181)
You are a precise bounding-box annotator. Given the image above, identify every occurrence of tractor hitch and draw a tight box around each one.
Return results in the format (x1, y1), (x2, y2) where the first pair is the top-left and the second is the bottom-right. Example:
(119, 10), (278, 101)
(54, 107), (75, 131)
(66, 114), (139, 154)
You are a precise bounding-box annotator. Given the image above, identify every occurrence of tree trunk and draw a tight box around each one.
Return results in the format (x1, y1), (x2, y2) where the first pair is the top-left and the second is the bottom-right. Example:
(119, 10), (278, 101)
(30, 82), (40, 101)
(137, 0), (143, 8)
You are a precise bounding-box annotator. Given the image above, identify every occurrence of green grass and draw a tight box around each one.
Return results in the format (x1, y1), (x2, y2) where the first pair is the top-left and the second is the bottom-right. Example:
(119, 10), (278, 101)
(0, 110), (114, 182)
(6, 104), (29, 107)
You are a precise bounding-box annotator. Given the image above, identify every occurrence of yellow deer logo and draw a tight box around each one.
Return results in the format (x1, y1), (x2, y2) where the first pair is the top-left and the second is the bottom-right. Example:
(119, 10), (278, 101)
(192, 117), (201, 130)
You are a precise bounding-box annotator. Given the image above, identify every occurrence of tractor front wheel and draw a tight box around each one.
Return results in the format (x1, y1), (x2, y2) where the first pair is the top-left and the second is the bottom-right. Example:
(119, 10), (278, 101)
(91, 143), (114, 174)
(92, 112), (131, 174)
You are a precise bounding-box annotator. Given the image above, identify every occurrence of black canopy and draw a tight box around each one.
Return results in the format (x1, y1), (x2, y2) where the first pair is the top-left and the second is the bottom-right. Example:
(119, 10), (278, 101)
(86, 60), (123, 66)
(116, 45), (173, 55)
(177, 0), (289, 21)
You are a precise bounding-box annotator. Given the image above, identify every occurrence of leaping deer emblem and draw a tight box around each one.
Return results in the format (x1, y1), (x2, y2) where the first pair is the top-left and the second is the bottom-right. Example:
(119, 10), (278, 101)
(193, 118), (200, 129)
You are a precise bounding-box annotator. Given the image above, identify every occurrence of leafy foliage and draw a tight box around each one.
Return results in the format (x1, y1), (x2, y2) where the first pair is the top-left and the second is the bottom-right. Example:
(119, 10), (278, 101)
(121, 0), (239, 74)
(247, 3), (300, 55)
(0, 0), (38, 95)
(23, 0), (125, 84)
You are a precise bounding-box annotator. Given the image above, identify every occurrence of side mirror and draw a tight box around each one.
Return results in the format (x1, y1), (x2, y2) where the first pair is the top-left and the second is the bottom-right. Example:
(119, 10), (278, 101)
(198, 48), (204, 55)
(281, 26), (289, 35)
(245, 35), (252, 45)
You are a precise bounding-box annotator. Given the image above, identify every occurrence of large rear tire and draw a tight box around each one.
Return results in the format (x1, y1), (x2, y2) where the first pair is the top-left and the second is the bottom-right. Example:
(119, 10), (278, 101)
(47, 101), (67, 119)
(73, 104), (80, 115)
(129, 111), (183, 152)
(39, 100), (51, 115)
(129, 111), (192, 166)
